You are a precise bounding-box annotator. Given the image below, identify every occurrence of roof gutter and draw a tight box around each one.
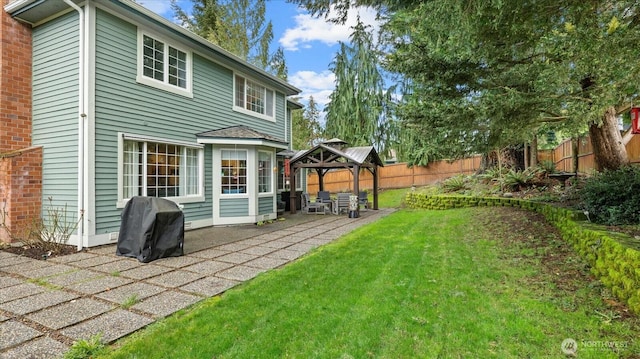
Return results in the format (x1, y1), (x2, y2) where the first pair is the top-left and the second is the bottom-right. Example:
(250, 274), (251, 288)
(63, 0), (87, 251)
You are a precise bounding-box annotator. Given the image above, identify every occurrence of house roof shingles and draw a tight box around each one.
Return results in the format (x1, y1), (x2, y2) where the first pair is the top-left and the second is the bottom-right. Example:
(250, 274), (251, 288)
(196, 125), (287, 146)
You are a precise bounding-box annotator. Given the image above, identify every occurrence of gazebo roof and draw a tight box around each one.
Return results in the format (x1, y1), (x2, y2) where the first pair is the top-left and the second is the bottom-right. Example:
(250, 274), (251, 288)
(290, 141), (384, 168)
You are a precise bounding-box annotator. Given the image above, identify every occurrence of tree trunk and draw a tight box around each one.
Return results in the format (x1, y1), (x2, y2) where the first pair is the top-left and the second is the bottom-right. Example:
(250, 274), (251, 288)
(530, 135), (538, 168)
(588, 106), (629, 171)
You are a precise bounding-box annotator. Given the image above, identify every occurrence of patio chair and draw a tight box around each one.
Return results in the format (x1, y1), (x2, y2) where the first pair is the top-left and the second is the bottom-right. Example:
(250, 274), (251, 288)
(317, 191), (331, 203)
(332, 193), (351, 215)
(358, 191), (369, 210)
(302, 193), (328, 214)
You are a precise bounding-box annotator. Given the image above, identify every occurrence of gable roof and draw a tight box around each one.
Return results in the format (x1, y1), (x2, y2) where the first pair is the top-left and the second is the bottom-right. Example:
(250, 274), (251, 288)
(290, 141), (384, 168)
(196, 125), (288, 149)
(5, 0), (301, 96)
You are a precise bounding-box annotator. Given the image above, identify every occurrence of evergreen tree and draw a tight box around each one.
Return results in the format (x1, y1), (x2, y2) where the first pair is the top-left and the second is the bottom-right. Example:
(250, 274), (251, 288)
(291, 0), (637, 170)
(172, 0), (284, 72)
(293, 96), (322, 149)
(324, 17), (392, 154)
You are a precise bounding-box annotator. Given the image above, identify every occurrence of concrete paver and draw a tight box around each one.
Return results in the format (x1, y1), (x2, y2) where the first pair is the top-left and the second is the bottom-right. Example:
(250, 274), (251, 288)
(216, 252), (258, 264)
(1, 337), (68, 359)
(216, 265), (266, 281)
(244, 256), (289, 270)
(0, 283), (45, 303)
(0, 290), (79, 315)
(0, 276), (23, 289)
(144, 270), (205, 288)
(60, 309), (153, 343)
(131, 291), (202, 318)
(118, 264), (174, 280)
(0, 320), (42, 350)
(66, 275), (133, 295)
(0, 209), (394, 358)
(180, 277), (239, 297)
(182, 260), (234, 275)
(95, 282), (166, 304)
(26, 297), (114, 330)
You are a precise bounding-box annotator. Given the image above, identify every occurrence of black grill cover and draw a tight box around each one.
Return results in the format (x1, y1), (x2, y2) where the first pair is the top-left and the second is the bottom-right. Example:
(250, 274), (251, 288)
(116, 197), (184, 263)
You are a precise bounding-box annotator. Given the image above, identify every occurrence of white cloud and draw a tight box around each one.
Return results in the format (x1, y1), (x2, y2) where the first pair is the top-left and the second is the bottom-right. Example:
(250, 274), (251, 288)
(289, 70), (336, 108)
(137, 0), (174, 17)
(280, 6), (380, 51)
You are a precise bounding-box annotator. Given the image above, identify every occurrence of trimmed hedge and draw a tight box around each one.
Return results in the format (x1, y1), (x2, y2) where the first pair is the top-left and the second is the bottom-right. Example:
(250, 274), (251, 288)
(405, 192), (640, 314)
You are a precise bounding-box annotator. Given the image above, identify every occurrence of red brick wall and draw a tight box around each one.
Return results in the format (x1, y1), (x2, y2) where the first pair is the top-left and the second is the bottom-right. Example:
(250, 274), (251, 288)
(0, 147), (42, 242)
(0, 4), (41, 243)
(1, 2), (32, 151)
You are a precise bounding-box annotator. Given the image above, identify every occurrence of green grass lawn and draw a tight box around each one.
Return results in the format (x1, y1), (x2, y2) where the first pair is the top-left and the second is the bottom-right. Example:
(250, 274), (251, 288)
(99, 207), (639, 358)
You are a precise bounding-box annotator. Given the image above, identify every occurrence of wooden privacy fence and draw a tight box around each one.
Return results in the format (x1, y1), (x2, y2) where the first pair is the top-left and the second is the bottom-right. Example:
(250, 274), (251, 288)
(307, 133), (640, 194)
(539, 133), (640, 173)
(307, 156), (482, 193)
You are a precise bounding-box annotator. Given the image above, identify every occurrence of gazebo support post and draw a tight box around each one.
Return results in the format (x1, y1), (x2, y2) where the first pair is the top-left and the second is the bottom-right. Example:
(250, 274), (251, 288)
(290, 165), (297, 214)
(317, 169), (324, 192)
(373, 166), (379, 210)
(353, 165), (360, 196)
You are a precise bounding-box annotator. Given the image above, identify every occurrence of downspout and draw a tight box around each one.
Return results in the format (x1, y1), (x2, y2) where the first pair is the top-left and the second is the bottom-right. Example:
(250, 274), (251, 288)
(64, 0), (86, 251)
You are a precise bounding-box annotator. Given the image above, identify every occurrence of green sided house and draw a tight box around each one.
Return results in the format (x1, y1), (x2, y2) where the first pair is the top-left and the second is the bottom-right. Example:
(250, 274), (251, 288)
(2, 0), (303, 247)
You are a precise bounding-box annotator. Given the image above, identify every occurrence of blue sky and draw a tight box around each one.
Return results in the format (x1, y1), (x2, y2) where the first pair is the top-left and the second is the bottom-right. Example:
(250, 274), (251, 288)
(137, 0), (380, 110)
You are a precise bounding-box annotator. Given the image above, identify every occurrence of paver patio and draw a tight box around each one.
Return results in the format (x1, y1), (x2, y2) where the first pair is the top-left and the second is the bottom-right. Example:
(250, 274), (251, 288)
(0, 209), (393, 358)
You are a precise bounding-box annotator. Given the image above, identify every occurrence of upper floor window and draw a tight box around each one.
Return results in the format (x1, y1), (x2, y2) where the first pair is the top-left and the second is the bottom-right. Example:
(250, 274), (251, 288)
(137, 31), (192, 97)
(234, 74), (275, 121)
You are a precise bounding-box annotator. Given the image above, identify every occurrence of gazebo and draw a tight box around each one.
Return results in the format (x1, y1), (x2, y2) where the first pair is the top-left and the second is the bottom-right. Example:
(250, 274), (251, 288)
(286, 139), (384, 214)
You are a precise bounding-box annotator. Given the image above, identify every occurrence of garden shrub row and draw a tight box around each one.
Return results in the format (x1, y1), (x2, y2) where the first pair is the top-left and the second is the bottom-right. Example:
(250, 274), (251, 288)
(405, 192), (640, 314)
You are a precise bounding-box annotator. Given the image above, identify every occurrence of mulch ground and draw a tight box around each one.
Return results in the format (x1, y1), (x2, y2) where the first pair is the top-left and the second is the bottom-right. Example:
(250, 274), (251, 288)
(2, 242), (80, 260)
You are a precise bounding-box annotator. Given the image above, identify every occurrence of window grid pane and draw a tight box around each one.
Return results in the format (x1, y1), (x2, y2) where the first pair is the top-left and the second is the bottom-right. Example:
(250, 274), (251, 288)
(143, 35), (164, 82)
(221, 150), (247, 194)
(246, 80), (265, 114)
(123, 140), (201, 200)
(265, 90), (274, 117)
(123, 141), (143, 198)
(146, 143), (181, 198)
(235, 75), (245, 107)
(277, 159), (285, 190)
(258, 152), (272, 193)
(185, 148), (199, 195)
(168, 46), (187, 89)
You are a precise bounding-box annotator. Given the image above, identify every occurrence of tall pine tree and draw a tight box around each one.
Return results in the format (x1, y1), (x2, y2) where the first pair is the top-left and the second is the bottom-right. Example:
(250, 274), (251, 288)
(324, 17), (391, 154)
(293, 96), (322, 149)
(171, 0), (287, 76)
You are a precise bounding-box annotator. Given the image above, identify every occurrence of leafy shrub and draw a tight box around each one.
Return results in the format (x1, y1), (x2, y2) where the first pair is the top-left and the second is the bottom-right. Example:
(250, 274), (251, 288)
(479, 166), (508, 183)
(579, 165), (640, 225)
(501, 168), (541, 191)
(538, 160), (557, 175)
(441, 175), (469, 192)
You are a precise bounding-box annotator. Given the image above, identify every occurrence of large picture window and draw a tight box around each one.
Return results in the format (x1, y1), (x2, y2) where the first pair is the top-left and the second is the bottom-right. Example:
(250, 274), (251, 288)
(122, 139), (202, 200)
(138, 31), (192, 97)
(258, 151), (272, 193)
(234, 74), (275, 120)
(221, 150), (247, 194)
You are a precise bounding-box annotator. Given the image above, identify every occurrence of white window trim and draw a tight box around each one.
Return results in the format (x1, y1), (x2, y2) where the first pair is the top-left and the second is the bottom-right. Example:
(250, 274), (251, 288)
(117, 133), (204, 208)
(136, 30), (193, 98)
(257, 150), (274, 195)
(220, 148), (250, 197)
(233, 73), (276, 122)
